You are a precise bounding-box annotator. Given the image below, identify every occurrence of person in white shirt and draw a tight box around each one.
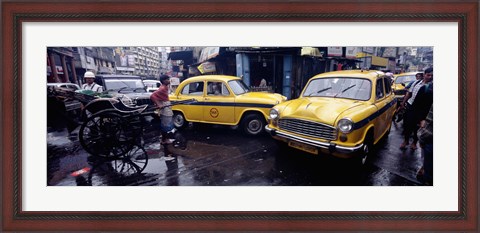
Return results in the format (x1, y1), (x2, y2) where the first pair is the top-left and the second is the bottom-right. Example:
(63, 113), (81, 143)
(81, 71), (103, 93)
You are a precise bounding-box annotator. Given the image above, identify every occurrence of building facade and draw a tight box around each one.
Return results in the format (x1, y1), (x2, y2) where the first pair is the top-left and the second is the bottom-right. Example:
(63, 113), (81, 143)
(114, 47), (161, 79)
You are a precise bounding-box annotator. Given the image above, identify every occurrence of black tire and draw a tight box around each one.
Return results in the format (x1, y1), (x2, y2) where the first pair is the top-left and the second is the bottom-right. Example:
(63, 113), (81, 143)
(358, 132), (374, 166)
(87, 145), (148, 185)
(241, 113), (265, 136)
(173, 111), (188, 129)
(112, 145), (149, 175)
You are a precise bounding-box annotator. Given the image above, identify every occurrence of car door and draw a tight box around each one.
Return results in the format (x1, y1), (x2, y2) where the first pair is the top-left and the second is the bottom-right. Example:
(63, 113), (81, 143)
(203, 81), (235, 124)
(373, 77), (388, 140)
(177, 81), (205, 121)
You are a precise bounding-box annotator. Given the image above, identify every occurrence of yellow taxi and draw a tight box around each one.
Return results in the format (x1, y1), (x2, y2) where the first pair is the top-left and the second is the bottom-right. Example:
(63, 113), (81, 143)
(392, 72), (419, 102)
(170, 75), (287, 135)
(265, 70), (396, 165)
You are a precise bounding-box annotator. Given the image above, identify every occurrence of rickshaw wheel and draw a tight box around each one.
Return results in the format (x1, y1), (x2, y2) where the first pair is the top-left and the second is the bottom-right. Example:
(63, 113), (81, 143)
(86, 145), (149, 185)
(111, 145), (149, 175)
(79, 110), (133, 158)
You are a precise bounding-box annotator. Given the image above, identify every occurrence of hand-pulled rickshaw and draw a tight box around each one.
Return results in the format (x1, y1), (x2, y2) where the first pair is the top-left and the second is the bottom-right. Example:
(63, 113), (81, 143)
(48, 86), (196, 175)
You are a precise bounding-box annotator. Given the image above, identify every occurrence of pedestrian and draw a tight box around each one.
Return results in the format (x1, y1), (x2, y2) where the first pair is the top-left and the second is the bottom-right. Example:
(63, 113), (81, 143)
(394, 72), (424, 123)
(404, 72), (424, 90)
(150, 74), (175, 161)
(81, 71), (103, 93)
(259, 78), (267, 87)
(417, 105), (433, 185)
(399, 68), (433, 150)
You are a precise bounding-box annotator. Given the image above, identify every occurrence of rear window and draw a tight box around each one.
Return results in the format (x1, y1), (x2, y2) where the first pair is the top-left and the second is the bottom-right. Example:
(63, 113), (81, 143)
(395, 75), (416, 84)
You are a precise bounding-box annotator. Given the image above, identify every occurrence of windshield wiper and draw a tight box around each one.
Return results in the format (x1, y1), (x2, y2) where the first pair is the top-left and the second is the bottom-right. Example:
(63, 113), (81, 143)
(334, 84), (356, 98)
(305, 87), (332, 97)
(117, 86), (130, 93)
(132, 87), (146, 93)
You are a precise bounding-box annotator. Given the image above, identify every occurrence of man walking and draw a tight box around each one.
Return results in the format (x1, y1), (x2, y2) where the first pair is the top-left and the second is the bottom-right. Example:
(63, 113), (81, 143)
(150, 75), (176, 161)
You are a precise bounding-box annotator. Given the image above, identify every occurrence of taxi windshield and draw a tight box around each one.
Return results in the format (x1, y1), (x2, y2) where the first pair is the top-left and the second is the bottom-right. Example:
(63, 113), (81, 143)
(302, 77), (371, 101)
(395, 75), (416, 84)
(228, 80), (250, 95)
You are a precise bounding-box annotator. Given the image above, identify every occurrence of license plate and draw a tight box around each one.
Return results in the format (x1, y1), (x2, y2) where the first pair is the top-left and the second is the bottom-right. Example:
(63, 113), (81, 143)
(288, 141), (318, 155)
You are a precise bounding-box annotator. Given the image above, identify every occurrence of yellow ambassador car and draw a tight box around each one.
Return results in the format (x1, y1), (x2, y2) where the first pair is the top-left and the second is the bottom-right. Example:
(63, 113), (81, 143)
(265, 70), (396, 165)
(392, 72), (418, 102)
(170, 75), (287, 135)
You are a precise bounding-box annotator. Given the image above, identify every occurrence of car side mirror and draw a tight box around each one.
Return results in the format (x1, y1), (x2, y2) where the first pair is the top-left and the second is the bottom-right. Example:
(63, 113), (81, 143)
(401, 83), (405, 87)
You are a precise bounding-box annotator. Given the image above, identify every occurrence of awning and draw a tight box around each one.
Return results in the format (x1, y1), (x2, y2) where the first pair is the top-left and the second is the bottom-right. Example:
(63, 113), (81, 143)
(301, 47), (322, 57)
(168, 50), (193, 61)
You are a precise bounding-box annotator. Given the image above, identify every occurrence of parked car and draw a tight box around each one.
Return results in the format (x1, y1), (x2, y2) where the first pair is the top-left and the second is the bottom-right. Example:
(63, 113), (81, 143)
(170, 75), (287, 135)
(392, 72), (418, 102)
(265, 70), (396, 164)
(94, 74), (154, 108)
(47, 82), (81, 91)
(143, 80), (161, 93)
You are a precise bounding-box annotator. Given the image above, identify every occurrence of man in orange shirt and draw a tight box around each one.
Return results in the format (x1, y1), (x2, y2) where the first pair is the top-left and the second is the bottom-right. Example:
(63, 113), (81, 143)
(150, 75), (175, 160)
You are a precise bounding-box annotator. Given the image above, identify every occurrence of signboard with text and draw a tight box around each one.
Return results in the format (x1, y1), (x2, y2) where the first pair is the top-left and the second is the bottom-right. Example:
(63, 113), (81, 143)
(327, 47), (343, 57)
(198, 62), (216, 74)
(345, 47), (358, 59)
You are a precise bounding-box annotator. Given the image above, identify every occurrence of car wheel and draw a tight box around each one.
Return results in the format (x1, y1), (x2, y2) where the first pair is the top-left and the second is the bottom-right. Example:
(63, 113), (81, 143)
(241, 113), (265, 136)
(359, 132), (374, 166)
(173, 112), (188, 129)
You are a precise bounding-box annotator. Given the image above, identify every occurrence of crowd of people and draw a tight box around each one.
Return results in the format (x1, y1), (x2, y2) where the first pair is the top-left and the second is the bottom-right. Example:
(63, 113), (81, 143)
(398, 68), (433, 185)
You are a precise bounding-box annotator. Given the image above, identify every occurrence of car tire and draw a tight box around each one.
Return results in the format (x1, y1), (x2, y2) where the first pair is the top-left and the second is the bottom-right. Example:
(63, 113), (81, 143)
(359, 132), (374, 166)
(173, 111), (188, 129)
(241, 113), (265, 136)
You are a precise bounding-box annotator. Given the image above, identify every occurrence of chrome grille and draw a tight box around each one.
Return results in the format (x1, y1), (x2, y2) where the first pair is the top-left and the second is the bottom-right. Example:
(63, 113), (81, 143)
(278, 118), (337, 140)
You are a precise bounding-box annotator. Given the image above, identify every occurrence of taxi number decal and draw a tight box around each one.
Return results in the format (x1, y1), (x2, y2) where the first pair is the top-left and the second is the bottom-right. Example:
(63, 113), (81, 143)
(210, 108), (219, 118)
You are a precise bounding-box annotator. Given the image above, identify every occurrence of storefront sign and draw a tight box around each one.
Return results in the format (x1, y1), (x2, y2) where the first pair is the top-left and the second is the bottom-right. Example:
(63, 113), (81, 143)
(382, 47), (397, 58)
(197, 62), (216, 74)
(345, 47), (358, 59)
(363, 47), (374, 54)
(199, 47), (220, 63)
(56, 66), (64, 74)
(301, 47), (322, 57)
(327, 47), (343, 57)
(116, 67), (135, 71)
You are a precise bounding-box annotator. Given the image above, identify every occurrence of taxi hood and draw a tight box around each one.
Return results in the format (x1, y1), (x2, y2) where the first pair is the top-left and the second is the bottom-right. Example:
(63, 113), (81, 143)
(237, 92), (287, 105)
(278, 97), (364, 125)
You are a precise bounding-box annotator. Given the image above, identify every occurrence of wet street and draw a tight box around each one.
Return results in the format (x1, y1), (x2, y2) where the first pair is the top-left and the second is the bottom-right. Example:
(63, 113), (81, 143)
(47, 118), (425, 186)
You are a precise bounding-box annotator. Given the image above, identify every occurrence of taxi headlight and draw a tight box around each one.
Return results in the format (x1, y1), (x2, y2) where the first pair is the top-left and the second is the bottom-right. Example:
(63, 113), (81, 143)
(338, 118), (354, 134)
(269, 108), (279, 119)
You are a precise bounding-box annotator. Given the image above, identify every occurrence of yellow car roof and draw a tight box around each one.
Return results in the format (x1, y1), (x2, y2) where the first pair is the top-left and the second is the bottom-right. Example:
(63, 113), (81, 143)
(185, 75), (241, 82)
(395, 71), (421, 77)
(311, 70), (385, 80)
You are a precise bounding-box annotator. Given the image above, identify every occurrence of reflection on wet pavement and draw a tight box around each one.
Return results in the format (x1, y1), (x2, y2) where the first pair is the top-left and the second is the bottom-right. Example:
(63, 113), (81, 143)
(48, 121), (424, 186)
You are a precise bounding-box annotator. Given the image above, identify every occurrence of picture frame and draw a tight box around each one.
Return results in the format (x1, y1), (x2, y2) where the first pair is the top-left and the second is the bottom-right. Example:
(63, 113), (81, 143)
(1, 0), (478, 231)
